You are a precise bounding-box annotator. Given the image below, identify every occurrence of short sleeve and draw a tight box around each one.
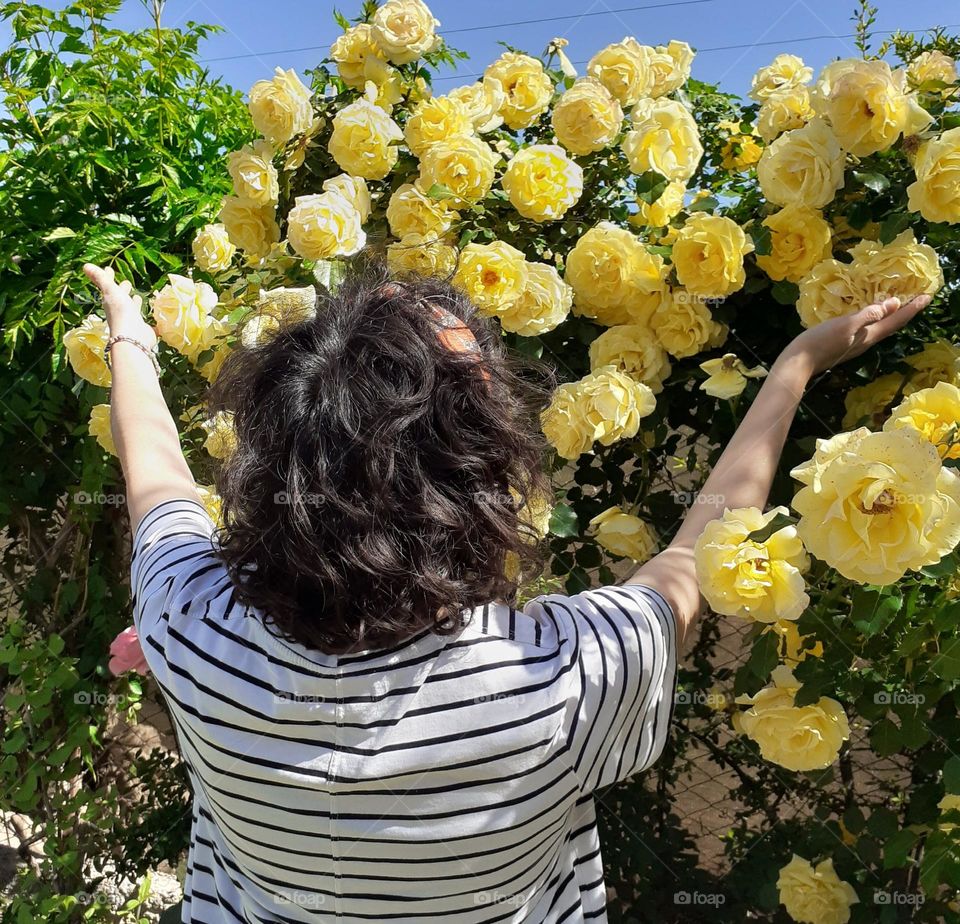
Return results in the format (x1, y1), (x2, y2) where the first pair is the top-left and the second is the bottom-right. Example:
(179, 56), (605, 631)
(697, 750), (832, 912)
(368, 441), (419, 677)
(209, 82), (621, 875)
(130, 498), (220, 639)
(525, 583), (677, 793)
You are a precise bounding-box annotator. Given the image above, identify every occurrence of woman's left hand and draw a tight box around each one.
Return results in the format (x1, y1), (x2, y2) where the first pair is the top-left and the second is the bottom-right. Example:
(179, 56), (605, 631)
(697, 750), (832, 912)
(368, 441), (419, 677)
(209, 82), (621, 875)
(83, 263), (157, 347)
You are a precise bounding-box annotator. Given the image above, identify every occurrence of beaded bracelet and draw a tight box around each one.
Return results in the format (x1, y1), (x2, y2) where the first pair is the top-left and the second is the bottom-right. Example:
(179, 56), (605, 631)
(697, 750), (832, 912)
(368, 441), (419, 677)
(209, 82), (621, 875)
(103, 336), (161, 376)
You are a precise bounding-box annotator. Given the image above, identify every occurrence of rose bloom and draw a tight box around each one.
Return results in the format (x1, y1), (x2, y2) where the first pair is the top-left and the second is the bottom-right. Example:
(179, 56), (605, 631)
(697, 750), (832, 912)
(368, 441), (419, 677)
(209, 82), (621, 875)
(239, 286), (317, 348)
(330, 23), (388, 88)
(386, 232), (458, 278)
(202, 411), (236, 460)
(812, 58), (932, 157)
(758, 118), (845, 209)
(484, 52), (553, 130)
(447, 77), (506, 133)
(790, 426), (960, 585)
(541, 365), (656, 460)
(756, 204), (833, 283)
(328, 98), (403, 180)
(501, 144), (584, 222)
(907, 126), (960, 224)
(63, 314), (111, 386)
(454, 240), (528, 315)
(565, 222), (668, 327)
(847, 230), (943, 304)
(219, 196), (280, 260)
(699, 353), (767, 399)
(796, 258), (870, 328)
(757, 84), (815, 143)
(322, 173), (371, 223)
(719, 124), (763, 173)
(196, 484), (223, 527)
(777, 856), (859, 924)
(734, 666), (850, 772)
(672, 213), (752, 298)
(587, 38), (653, 107)
(635, 180), (686, 228)
(247, 67), (313, 145)
(151, 274), (223, 362)
(841, 373), (902, 429)
(418, 135), (498, 205)
(286, 191), (366, 261)
(905, 339), (960, 393)
(750, 53), (813, 102)
(647, 40), (694, 97)
(371, 0), (440, 65)
(651, 291), (720, 359)
(496, 262), (572, 337)
(623, 97), (703, 182)
(88, 403), (116, 456)
(227, 139), (278, 205)
(386, 182), (457, 238)
(589, 506), (658, 563)
(694, 505), (809, 622)
(551, 77), (624, 156)
(770, 619), (823, 667)
(884, 382), (960, 460)
(192, 223), (236, 274)
(588, 324), (672, 393)
(403, 95), (474, 158)
(907, 50), (958, 94)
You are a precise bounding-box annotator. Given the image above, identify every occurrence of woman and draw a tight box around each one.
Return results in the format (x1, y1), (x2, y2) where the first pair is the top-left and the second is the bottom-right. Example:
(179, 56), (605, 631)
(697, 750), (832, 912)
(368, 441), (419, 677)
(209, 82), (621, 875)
(84, 259), (928, 923)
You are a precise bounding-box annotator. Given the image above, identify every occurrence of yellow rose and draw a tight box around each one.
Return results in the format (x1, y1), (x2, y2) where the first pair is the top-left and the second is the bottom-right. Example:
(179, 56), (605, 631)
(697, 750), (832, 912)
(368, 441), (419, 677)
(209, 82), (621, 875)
(541, 365), (656, 459)
(623, 97), (703, 182)
(847, 230), (944, 304)
(330, 24), (388, 88)
(419, 135), (498, 205)
(907, 126), (960, 224)
(322, 174), (371, 223)
(757, 85), (815, 143)
(386, 232), (458, 278)
(196, 485), (223, 527)
(484, 52), (553, 130)
(635, 180), (686, 227)
(587, 38), (653, 107)
(454, 240), (528, 314)
(371, 0), (439, 65)
(247, 67), (312, 145)
(386, 182), (457, 238)
(219, 196), (280, 261)
(790, 427), (960, 584)
(286, 191), (365, 261)
(647, 40), (694, 97)
(227, 139), (278, 205)
(501, 144), (583, 222)
(939, 793), (960, 832)
(796, 258), (869, 328)
(328, 98), (403, 180)
(756, 204), (833, 283)
(734, 666), (850, 772)
(88, 404), (116, 455)
(812, 58), (932, 156)
(496, 262), (572, 337)
(198, 341), (232, 382)
(651, 290), (720, 359)
(699, 353), (768, 399)
(695, 506), (809, 622)
(769, 620), (823, 667)
(777, 856), (858, 924)
(907, 50), (958, 94)
(150, 274), (223, 362)
(720, 126), (763, 172)
(884, 382), (960, 460)
(750, 54), (813, 102)
(551, 77), (624, 156)
(842, 373), (903, 429)
(64, 315), (111, 387)
(905, 339), (960, 393)
(589, 506), (658, 562)
(565, 222), (668, 327)
(202, 411), (236, 460)
(403, 95), (474, 158)
(672, 213), (753, 298)
(588, 324), (672, 393)
(758, 118), (845, 209)
(192, 223), (236, 274)
(447, 78), (505, 133)
(239, 286), (316, 348)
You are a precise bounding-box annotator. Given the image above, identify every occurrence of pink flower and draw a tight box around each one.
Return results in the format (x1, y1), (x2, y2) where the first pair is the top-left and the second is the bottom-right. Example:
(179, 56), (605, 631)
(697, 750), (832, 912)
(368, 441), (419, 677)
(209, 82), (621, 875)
(108, 626), (150, 676)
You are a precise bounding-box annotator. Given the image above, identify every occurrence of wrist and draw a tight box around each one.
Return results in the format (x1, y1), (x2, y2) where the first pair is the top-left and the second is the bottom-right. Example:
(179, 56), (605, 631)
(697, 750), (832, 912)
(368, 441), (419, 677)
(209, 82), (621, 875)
(772, 346), (816, 386)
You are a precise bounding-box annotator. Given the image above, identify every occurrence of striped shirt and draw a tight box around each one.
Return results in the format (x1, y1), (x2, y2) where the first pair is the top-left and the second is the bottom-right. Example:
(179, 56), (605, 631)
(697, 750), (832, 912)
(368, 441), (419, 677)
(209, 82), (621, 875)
(132, 499), (677, 923)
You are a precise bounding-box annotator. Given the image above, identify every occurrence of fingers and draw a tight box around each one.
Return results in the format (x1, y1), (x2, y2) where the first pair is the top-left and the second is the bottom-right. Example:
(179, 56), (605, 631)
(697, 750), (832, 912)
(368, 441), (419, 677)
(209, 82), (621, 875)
(83, 263), (117, 294)
(859, 293), (932, 346)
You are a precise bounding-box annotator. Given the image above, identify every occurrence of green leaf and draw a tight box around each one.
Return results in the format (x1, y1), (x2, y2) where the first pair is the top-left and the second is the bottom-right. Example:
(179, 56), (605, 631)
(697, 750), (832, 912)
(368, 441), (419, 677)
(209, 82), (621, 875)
(634, 170), (669, 205)
(549, 503), (579, 538)
(930, 638), (960, 682)
(687, 195), (718, 213)
(879, 212), (911, 244)
(743, 510), (795, 545)
(771, 280), (799, 305)
(43, 227), (76, 242)
(745, 631), (779, 681)
(943, 756), (960, 794)
(749, 223), (773, 256)
(883, 828), (918, 869)
(852, 170), (890, 193)
(850, 586), (901, 638)
(870, 718), (902, 757)
(425, 183), (457, 201)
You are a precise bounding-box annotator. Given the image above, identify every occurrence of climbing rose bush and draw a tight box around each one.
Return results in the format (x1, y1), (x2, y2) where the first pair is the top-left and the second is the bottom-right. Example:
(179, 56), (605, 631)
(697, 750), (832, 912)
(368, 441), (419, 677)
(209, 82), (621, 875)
(65, 1), (960, 919)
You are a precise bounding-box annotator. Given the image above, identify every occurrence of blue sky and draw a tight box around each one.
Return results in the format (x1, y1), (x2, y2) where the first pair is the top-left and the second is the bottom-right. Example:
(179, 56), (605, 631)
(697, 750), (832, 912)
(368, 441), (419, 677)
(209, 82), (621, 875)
(11, 0), (960, 98)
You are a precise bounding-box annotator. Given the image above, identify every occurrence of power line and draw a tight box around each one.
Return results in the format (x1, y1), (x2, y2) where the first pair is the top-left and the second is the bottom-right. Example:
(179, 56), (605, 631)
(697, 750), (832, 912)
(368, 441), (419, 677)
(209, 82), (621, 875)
(201, 0), (714, 63)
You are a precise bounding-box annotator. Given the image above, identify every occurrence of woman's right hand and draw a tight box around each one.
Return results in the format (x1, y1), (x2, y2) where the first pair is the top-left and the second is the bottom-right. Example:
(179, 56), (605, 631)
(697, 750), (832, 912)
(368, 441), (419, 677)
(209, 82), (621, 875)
(778, 293), (933, 376)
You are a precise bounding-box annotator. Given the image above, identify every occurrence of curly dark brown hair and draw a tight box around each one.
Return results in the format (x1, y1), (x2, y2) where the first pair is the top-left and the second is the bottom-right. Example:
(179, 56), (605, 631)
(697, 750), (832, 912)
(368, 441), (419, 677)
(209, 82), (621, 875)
(206, 260), (555, 655)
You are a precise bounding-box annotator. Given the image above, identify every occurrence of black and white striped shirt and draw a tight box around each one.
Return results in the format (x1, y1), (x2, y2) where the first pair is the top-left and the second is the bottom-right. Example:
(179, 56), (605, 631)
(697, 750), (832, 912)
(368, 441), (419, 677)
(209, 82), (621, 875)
(131, 499), (677, 923)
